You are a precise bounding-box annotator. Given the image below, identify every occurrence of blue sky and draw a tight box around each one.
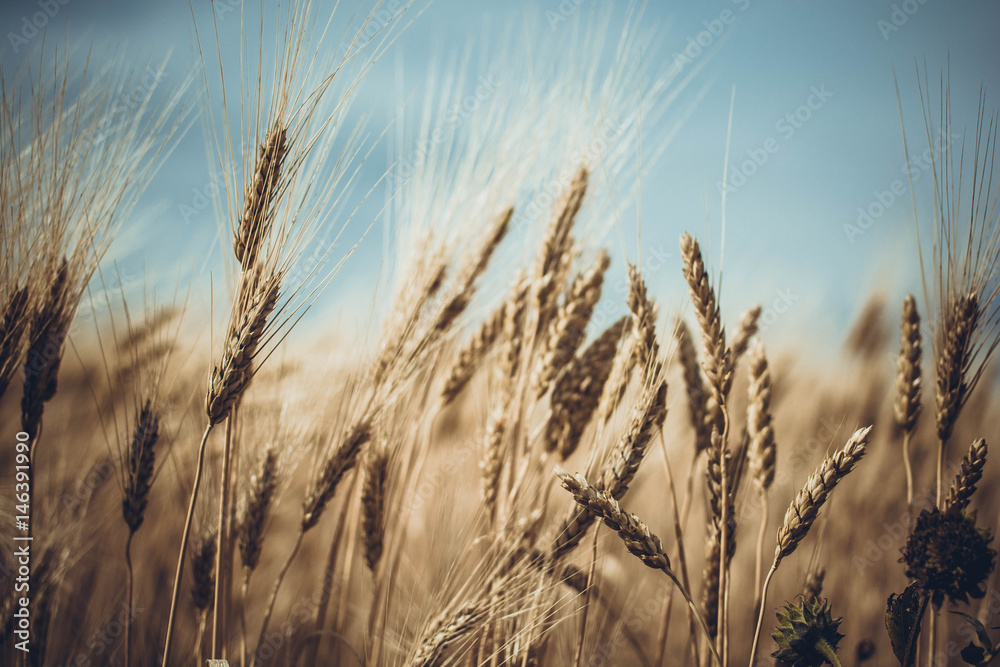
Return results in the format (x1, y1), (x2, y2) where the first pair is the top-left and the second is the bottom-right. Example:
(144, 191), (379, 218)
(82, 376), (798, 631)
(3, 0), (999, 351)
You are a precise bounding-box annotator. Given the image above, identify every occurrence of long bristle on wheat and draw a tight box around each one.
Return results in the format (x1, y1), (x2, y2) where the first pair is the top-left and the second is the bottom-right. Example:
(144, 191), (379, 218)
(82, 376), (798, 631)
(21, 258), (71, 438)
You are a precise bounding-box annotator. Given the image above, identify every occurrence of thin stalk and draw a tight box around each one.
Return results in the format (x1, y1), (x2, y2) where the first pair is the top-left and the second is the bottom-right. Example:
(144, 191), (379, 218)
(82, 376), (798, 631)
(162, 424), (214, 667)
(936, 436), (947, 508)
(572, 529), (600, 667)
(903, 432), (915, 506)
(927, 608), (937, 667)
(752, 493), (769, 613)
(748, 561), (778, 664)
(124, 531), (135, 667)
(194, 612), (207, 664)
(240, 575), (250, 667)
(717, 405), (730, 667)
(254, 530), (305, 665)
(656, 427), (700, 667)
(656, 452), (701, 666)
(816, 639), (843, 667)
(662, 567), (722, 667)
(314, 477), (354, 665)
(212, 416), (235, 657)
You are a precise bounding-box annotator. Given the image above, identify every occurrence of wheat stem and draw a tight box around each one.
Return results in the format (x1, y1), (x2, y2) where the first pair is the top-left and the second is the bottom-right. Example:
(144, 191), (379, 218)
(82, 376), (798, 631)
(162, 424), (214, 667)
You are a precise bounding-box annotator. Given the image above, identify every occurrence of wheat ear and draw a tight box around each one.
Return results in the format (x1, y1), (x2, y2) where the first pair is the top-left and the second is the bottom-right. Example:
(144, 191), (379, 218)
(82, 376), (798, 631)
(122, 399), (159, 667)
(895, 294), (922, 505)
(234, 125), (287, 269)
(239, 446), (279, 574)
(730, 305), (762, 363)
(679, 233), (731, 400)
(361, 440), (389, 571)
(945, 438), (987, 512)
(674, 317), (711, 454)
(934, 292), (979, 506)
(534, 167), (587, 339)
(627, 264), (660, 379)
(551, 380), (666, 560)
(555, 469), (721, 665)
(545, 316), (628, 458)
(191, 530), (217, 663)
(533, 249), (610, 397)
(441, 300), (507, 404)
(409, 605), (487, 667)
(747, 342), (775, 614)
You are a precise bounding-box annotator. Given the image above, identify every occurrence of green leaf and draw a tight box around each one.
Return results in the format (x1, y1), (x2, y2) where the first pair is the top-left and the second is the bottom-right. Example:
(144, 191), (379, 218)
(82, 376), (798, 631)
(952, 612), (995, 652)
(886, 584), (923, 665)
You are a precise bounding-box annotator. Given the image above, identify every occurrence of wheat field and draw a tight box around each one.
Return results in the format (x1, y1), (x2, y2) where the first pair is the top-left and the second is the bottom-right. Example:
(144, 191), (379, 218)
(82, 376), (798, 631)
(2, 2), (1000, 666)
